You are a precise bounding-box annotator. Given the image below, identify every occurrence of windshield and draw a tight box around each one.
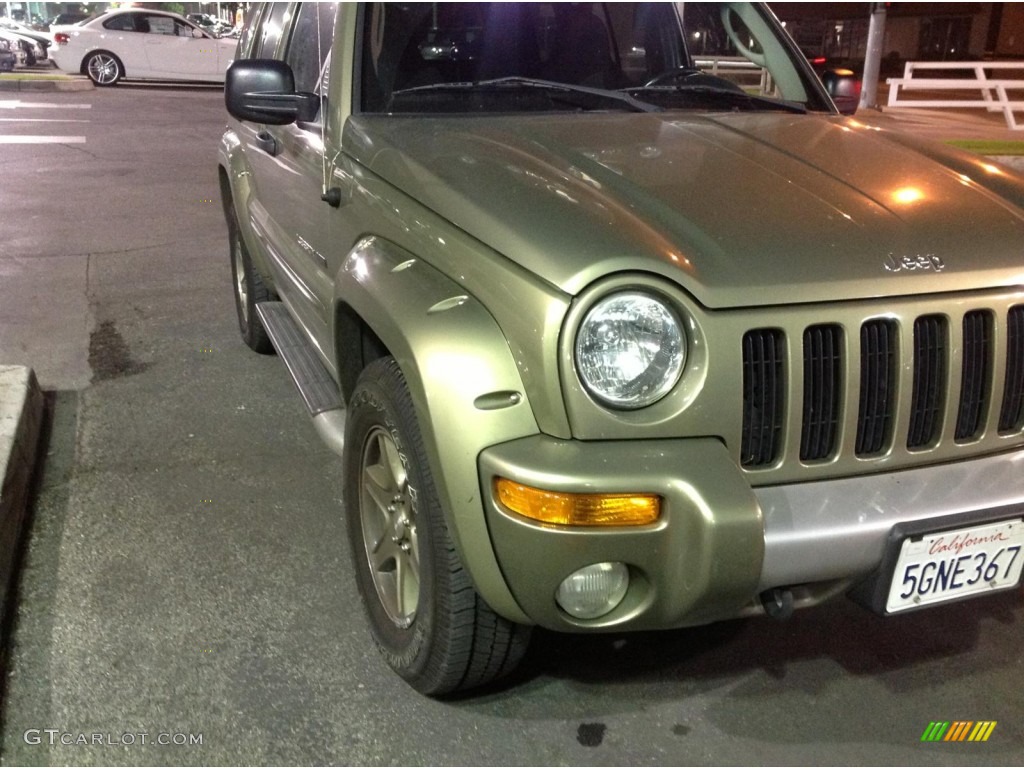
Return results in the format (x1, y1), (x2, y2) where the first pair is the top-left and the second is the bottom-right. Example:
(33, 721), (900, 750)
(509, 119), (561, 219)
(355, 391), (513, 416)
(358, 2), (830, 114)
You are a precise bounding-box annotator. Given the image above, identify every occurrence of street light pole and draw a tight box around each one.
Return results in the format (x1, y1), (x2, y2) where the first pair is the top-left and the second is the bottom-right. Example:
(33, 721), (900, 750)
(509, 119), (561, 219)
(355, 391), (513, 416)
(860, 2), (887, 109)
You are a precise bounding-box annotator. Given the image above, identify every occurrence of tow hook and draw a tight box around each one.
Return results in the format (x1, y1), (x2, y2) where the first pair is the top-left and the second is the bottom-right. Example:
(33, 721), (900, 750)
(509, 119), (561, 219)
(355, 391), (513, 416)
(760, 588), (794, 621)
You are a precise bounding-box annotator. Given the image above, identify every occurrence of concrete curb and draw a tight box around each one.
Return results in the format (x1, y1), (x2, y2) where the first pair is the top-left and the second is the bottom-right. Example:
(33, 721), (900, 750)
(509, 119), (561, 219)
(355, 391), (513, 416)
(988, 155), (1024, 171)
(0, 366), (43, 628)
(0, 76), (93, 92)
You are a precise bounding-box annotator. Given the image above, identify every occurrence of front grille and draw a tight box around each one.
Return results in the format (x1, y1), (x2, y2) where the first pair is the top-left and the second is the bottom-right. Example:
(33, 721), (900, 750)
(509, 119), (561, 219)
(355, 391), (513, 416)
(737, 296), (1024, 479)
(1000, 305), (1024, 433)
(855, 319), (896, 456)
(800, 324), (842, 461)
(741, 329), (784, 467)
(956, 311), (993, 441)
(907, 315), (947, 449)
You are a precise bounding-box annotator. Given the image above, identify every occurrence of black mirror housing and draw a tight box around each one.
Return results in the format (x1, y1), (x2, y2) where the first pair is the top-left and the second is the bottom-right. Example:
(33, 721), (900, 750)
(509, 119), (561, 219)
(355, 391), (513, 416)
(821, 69), (861, 116)
(225, 59), (320, 125)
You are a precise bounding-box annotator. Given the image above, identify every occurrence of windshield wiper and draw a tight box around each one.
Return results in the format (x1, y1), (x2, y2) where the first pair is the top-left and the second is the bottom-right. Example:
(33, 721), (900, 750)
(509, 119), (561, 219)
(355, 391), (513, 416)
(391, 77), (663, 113)
(625, 84), (807, 115)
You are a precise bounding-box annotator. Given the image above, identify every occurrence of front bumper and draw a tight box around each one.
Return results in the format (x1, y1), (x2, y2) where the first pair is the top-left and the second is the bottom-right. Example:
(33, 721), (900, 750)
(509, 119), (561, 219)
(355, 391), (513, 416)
(479, 435), (1024, 631)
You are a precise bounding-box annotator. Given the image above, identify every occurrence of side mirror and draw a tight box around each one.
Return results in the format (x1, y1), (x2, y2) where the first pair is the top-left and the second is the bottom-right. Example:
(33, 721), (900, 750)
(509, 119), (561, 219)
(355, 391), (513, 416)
(191, 27), (204, 39)
(821, 68), (862, 116)
(225, 59), (320, 125)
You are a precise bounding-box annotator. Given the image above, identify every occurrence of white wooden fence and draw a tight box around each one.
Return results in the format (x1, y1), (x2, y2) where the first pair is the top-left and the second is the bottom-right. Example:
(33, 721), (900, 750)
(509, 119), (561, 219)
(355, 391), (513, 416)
(694, 56), (775, 97)
(886, 61), (1024, 130)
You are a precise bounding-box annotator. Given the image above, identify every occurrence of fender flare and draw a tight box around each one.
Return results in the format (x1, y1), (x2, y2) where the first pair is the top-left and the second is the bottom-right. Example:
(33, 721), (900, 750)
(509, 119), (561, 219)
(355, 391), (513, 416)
(335, 235), (539, 624)
(217, 130), (275, 287)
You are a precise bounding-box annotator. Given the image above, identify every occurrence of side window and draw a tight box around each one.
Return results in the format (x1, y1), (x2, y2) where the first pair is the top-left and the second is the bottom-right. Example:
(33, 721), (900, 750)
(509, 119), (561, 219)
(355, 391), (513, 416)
(145, 15), (177, 36)
(254, 3), (292, 59)
(102, 14), (135, 32)
(174, 20), (196, 38)
(284, 2), (338, 93)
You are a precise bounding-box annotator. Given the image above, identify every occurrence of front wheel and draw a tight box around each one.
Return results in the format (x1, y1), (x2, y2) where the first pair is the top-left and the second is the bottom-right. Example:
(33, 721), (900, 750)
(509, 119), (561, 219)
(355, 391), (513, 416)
(84, 51), (122, 86)
(344, 358), (531, 695)
(227, 203), (275, 354)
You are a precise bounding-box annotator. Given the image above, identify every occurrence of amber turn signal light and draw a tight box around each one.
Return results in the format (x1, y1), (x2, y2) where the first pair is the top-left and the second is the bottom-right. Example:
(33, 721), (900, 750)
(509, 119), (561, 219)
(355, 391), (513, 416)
(494, 478), (660, 527)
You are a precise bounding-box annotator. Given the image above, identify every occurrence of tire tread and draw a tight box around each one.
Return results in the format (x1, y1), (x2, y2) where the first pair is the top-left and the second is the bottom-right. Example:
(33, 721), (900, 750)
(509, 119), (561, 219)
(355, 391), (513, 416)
(348, 358), (530, 696)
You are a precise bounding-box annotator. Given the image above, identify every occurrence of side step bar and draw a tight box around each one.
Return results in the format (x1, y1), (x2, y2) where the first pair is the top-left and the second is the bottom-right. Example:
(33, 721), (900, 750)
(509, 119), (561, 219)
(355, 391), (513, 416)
(255, 302), (346, 456)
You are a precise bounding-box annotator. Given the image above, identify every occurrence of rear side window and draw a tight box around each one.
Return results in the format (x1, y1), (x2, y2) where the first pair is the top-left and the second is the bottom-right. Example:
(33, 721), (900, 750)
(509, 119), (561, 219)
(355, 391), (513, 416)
(102, 13), (135, 32)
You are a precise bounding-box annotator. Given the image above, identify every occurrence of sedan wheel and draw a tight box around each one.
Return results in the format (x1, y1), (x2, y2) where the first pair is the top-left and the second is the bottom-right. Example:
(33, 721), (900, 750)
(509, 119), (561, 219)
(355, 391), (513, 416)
(85, 52), (121, 86)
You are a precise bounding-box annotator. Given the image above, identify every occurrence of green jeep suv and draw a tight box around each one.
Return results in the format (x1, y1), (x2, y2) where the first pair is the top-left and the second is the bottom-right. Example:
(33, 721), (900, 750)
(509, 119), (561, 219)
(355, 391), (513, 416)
(219, 2), (1024, 694)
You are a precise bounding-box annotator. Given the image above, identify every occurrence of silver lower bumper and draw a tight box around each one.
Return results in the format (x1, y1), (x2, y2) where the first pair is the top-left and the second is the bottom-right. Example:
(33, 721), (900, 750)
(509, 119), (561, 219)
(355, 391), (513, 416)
(756, 449), (1024, 590)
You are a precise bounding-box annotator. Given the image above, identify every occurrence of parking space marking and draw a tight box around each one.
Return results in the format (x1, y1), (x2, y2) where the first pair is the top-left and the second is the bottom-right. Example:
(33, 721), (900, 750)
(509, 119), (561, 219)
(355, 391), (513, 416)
(0, 135), (87, 143)
(0, 100), (92, 110)
(0, 100), (91, 143)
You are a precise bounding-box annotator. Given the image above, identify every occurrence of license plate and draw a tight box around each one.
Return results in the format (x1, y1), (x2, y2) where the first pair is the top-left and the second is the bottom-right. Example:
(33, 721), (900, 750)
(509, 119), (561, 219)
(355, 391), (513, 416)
(886, 519), (1024, 613)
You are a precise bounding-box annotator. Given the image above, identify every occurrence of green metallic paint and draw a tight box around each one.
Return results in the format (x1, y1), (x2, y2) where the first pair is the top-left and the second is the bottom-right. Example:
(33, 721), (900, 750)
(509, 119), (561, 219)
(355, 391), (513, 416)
(479, 435), (764, 630)
(217, 3), (1024, 637)
(559, 278), (1024, 484)
(219, 129), (276, 293)
(333, 236), (540, 623)
(329, 137), (574, 439)
(346, 113), (1024, 308)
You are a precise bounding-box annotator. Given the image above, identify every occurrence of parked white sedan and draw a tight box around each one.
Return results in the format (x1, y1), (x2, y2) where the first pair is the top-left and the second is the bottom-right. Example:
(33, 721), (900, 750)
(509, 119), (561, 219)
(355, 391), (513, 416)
(51, 7), (236, 86)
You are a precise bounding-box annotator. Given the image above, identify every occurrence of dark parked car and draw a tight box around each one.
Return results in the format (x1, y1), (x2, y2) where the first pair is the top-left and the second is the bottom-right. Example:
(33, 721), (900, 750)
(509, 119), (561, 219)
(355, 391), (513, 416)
(0, 37), (16, 71)
(0, 20), (49, 64)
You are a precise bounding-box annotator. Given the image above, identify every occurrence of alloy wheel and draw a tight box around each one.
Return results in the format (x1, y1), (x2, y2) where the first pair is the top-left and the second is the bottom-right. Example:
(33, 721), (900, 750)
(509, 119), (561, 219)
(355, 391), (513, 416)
(359, 425), (420, 627)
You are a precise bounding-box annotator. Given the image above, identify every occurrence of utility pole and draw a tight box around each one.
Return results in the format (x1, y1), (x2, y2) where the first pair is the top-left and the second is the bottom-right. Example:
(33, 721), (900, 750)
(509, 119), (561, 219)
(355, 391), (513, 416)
(860, 2), (887, 109)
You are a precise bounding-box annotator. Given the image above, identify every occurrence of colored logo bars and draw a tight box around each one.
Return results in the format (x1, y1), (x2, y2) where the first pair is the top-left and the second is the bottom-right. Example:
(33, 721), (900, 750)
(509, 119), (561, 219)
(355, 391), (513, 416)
(921, 721), (997, 742)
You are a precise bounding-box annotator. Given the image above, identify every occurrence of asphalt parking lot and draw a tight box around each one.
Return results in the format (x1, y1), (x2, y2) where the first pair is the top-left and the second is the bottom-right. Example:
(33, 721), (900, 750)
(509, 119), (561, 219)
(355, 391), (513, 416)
(0, 85), (1022, 766)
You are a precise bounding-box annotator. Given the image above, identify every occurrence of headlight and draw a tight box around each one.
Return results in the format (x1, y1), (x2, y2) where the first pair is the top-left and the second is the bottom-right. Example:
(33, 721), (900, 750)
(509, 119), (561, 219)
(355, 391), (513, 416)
(574, 291), (686, 409)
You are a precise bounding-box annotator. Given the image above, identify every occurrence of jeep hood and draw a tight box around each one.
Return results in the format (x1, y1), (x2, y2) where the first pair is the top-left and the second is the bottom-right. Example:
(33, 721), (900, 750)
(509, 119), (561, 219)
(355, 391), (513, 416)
(344, 112), (1024, 308)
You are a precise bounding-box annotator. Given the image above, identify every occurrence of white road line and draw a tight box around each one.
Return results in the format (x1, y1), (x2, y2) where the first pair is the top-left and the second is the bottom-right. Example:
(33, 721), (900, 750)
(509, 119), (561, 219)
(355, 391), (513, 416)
(0, 118), (91, 123)
(0, 136), (87, 143)
(0, 100), (92, 110)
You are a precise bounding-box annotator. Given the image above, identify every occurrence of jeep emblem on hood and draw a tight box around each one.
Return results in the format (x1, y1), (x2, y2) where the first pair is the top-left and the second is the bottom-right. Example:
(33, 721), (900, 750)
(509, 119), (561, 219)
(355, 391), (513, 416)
(884, 254), (946, 273)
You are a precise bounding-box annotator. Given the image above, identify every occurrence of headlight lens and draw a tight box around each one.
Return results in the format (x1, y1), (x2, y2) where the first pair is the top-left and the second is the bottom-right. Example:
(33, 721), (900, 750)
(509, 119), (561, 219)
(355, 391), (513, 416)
(575, 292), (686, 409)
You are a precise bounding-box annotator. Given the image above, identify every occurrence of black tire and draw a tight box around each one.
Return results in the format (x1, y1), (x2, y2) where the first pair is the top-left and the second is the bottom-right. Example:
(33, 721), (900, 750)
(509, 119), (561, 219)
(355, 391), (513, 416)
(344, 358), (531, 695)
(84, 51), (122, 86)
(226, 204), (275, 354)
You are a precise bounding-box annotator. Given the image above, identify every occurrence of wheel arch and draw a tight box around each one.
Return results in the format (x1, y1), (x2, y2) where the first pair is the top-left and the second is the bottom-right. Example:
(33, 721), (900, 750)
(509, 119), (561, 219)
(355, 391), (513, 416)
(333, 235), (539, 624)
(217, 143), (276, 293)
(80, 48), (124, 77)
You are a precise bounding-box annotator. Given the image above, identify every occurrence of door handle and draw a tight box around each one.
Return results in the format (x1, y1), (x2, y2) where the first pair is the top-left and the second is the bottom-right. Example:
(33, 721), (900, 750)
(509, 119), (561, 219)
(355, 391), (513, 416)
(255, 130), (279, 156)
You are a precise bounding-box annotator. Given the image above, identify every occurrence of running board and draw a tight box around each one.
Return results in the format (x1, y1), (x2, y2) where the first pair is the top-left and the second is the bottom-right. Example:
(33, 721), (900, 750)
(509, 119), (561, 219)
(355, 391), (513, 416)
(255, 302), (346, 456)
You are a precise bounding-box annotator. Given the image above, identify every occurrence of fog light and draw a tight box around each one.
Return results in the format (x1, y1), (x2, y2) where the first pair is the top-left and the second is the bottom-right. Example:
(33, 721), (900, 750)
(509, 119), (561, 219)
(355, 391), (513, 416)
(556, 562), (629, 619)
